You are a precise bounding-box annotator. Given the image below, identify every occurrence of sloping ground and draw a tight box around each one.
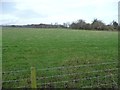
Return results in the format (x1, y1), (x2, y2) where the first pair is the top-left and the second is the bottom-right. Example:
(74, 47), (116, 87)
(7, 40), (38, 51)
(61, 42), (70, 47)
(2, 27), (118, 88)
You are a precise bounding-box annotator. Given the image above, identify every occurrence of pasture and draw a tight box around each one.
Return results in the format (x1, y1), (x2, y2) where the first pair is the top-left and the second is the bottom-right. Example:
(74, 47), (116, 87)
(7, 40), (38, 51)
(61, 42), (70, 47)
(2, 27), (118, 88)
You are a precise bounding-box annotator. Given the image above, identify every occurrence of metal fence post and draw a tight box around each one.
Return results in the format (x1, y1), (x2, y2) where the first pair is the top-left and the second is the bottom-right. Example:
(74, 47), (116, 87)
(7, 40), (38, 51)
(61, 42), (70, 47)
(31, 67), (37, 88)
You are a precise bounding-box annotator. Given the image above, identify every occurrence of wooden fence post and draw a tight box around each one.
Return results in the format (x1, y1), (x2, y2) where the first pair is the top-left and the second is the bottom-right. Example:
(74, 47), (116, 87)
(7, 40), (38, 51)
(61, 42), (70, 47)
(31, 67), (37, 88)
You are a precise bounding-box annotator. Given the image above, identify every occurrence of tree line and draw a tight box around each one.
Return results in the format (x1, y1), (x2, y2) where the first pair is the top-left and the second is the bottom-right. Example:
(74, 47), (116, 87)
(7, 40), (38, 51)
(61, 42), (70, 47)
(67, 19), (119, 31)
(4, 19), (119, 31)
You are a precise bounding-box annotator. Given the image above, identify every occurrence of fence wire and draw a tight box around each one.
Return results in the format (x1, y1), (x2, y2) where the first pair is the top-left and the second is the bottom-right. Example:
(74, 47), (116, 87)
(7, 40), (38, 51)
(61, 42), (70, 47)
(2, 61), (118, 88)
(2, 69), (30, 74)
(36, 61), (117, 71)
(36, 68), (118, 80)
(39, 74), (117, 85)
(38, 74), (118, 88)
(2, 78), (29, 83)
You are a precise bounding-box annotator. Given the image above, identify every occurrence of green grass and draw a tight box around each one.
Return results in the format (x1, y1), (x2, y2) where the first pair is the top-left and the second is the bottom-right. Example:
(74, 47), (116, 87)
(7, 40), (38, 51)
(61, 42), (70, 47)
(0, 28), (2, 89)
(2, 27), (118, 88)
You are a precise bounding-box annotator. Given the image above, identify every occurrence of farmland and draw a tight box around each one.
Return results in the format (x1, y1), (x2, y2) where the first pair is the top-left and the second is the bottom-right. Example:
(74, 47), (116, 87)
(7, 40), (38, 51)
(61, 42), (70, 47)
(2, 27), (118, 88)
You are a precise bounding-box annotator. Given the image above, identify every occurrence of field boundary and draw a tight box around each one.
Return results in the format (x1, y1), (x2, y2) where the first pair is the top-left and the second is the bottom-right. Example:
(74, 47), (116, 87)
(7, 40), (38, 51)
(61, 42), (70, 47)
(2, 61), (118, 88)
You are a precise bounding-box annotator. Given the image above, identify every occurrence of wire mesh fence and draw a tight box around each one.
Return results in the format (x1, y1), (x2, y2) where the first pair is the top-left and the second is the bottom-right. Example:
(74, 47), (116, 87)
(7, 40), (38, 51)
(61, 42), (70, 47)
(2, 61), (118, 88)
(2, 69), (31, 88)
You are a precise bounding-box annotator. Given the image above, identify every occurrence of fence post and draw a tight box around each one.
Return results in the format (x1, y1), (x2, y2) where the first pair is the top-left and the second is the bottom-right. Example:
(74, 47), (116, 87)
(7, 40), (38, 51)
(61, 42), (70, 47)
(31, 67), (37, 88)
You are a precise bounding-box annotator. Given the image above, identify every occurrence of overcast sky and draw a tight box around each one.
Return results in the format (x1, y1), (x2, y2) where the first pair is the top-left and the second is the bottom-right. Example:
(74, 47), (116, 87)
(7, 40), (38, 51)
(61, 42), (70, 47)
(0, 0), (119, 25)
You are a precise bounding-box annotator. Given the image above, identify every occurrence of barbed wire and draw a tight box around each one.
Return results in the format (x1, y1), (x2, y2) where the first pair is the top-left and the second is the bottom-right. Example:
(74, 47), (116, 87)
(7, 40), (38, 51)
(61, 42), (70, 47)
(2, 62), (117, 74)
(36, 62), (117, 71)
(38, 74), (117, 86)
(2, 62), (118, 88)
(17, 85), (30, 88)
(110, 73), (118, 86)
(2, 78), (30, 83)
(82, 83), (117, 88)
(36, 68), (118, 80)
(2, 69), (30, 74)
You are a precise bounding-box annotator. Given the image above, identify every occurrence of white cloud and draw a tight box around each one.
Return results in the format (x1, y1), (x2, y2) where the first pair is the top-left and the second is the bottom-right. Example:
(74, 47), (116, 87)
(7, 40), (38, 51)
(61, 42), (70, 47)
(0, 14), (19, 25)
(1, 0), (119, 25)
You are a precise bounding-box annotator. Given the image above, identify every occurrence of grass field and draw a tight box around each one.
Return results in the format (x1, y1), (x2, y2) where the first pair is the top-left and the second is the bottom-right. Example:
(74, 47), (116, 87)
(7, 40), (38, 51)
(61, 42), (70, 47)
(2, 27), (118, 88)
(0, 28), (2, 89)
